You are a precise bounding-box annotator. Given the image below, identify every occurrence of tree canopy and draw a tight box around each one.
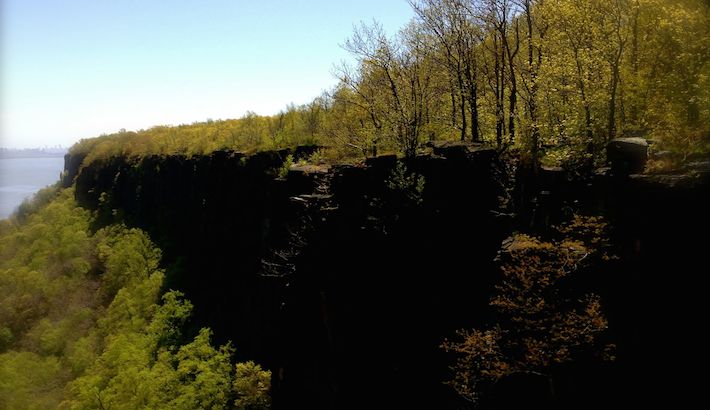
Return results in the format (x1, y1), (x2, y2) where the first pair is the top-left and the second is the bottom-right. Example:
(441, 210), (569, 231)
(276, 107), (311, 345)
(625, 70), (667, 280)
(69, 0), (708, 171)
(0, 190), (271, 409)
(442, 215), (616, 404)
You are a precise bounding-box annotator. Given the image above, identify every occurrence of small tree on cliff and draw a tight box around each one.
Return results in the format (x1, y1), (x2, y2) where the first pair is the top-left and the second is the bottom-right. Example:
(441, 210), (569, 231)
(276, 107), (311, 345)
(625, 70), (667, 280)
(442, 215), (615, 403)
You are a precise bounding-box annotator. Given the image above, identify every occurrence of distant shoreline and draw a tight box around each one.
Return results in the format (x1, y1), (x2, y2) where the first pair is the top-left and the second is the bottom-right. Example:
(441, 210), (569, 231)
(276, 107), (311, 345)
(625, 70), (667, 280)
(0, 154), (66, 159)
(0, 148), (67, 160)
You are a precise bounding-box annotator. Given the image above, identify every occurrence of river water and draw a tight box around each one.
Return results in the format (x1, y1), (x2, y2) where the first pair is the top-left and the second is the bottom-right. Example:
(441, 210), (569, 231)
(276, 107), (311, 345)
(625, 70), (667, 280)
(0, 156), (65, 219)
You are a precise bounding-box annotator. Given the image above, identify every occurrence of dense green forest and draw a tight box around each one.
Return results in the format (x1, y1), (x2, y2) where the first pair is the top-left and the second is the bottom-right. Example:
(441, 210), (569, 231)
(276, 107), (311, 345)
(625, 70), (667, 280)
(0, 189), (270, 409)
(70, 0), (708, 171)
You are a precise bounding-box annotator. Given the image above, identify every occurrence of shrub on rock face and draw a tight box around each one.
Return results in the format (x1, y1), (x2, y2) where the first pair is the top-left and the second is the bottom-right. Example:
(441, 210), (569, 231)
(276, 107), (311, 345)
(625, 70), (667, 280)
(442, 215), (615, 404)
(386, 161), (425, 206)
(233, 361), (272, 410)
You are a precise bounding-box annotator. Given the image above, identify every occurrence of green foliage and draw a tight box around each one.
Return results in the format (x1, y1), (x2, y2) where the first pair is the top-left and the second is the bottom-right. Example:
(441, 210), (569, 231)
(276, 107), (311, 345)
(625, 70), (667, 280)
(64, 0), (707, 171)
(278, 154), (294, 179)
(148, 291), (194, 349)
(234, 361), (272, 410)
(69, 324), (236, 409)
(442, 215), (614, 403)
(95, 225), (162, 300)
(0, 189), (271, 409)
(11, 184), (61, 223)
(0, 190), (94, 351)
(0, 351), (65, 409)
(0, 327), (12, 351)
(304, 148), (325, 165)
(69, 101), (339, 167)
(169, 329), (234, 409)
(0, 191), (96, 408)
(386, 162), (426, 206)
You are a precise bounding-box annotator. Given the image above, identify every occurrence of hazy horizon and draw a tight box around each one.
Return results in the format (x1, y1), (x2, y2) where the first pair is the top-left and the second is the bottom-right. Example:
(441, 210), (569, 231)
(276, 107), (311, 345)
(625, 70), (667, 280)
(0, 0), (415, 149)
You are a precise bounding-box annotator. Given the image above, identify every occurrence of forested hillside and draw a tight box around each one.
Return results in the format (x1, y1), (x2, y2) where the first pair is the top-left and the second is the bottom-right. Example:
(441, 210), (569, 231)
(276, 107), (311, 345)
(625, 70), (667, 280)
(0, 190), (270, 409)
(70, 0), (708, 170)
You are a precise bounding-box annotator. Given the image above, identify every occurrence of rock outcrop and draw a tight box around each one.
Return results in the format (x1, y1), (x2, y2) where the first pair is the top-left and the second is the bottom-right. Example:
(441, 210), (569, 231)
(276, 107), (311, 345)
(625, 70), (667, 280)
(607, 137), (649, 175)
(65, 144), (710, 409)
(68, 145), (508, 409)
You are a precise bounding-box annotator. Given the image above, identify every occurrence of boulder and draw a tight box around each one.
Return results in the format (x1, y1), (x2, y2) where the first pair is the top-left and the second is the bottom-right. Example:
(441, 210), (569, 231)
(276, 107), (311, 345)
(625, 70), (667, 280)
(607, 137), (648, 175)
(364, 154), (398, 172)
(427, 140), (487, 160)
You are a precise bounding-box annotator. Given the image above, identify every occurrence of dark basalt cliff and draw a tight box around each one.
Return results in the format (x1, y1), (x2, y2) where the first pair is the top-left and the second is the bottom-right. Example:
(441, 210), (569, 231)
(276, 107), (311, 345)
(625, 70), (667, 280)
(64, 147), (710, 409)
(67, 145), (506, 409)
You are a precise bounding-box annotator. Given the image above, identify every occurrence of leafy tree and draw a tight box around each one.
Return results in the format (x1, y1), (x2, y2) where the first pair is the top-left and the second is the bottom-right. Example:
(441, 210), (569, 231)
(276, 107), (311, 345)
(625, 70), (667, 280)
(66, 0), (707, 169)
(340, 21), (438, 157)
(233, 361), (272, 410)
(411, 0), (483, 142)
(442, 216), (614, 404)
(96, 225), (163, 301)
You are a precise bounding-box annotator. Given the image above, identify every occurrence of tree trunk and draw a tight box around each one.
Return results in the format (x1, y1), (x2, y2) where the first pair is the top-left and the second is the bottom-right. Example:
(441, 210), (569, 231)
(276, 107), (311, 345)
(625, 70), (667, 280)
(505, 21), (519, 145)
(508, 71), (517, 144)
(574, 48), (594, 167)
(607, 63), (620, 141)
(458, 70), (468, 141)
(470, 77), (481, 142)
(464, 56), (480, 142)
(525, 0), (540, 169)
(495, 35), (504, 147)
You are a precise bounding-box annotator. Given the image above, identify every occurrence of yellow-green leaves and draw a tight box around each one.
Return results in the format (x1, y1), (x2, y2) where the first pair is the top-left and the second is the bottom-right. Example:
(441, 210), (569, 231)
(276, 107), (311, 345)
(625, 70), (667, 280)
(0, 190), (271, 409)
(96, 225), (162, 300)
(234, 361), (272, 410)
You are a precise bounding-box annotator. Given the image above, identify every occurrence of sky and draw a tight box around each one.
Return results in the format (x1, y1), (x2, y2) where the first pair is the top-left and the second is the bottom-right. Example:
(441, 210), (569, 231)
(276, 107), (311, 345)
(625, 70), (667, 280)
(0, 0), (415, 149)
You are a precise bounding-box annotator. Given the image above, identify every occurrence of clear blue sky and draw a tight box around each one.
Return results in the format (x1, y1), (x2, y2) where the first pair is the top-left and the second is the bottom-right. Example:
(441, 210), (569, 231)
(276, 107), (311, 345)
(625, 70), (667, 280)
(0, 0), (415, 148)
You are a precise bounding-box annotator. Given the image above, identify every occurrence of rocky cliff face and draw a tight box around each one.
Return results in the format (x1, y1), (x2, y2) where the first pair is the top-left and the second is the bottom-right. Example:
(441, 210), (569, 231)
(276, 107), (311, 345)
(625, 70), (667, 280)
(65, 147), (710, 409)
(67, 145), (508, 409)
(513, 159), (710, 408)
(599, 167), (710, 408)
